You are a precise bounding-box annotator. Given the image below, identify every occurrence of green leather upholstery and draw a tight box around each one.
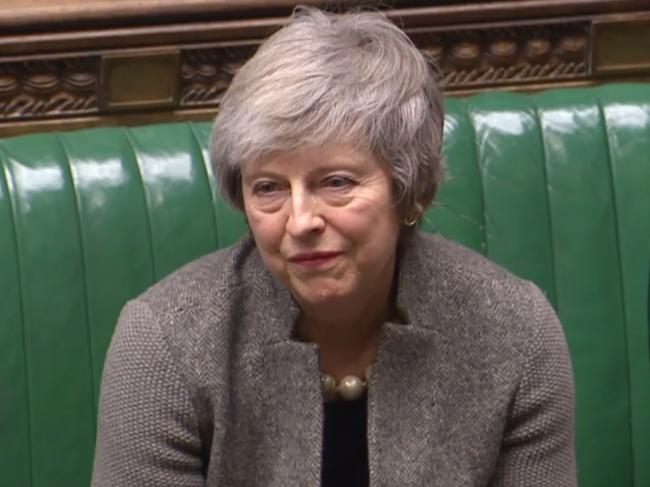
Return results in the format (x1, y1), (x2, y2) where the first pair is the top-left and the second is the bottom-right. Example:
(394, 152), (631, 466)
(1, 83), (649, 487)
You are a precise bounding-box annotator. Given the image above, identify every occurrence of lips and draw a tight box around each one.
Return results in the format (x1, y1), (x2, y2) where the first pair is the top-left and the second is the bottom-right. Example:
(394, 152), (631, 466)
(288, 251), (342, 269)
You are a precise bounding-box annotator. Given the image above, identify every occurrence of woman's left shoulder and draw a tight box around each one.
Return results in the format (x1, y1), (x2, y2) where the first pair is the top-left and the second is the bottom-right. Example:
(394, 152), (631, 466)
(406, 232), (563, 350)
(412, 232), (531, 290)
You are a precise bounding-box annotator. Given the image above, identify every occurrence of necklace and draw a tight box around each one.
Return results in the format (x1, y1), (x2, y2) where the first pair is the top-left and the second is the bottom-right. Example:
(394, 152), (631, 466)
(321, 366), (372, 402)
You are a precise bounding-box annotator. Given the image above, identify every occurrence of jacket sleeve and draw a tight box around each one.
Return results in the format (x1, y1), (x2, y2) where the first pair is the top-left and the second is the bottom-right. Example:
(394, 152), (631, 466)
(92, 300), (205, 487)
(490, 283), (578, 487)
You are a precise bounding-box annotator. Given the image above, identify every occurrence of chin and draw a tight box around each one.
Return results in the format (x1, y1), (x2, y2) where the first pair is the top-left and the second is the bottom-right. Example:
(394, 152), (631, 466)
(293, 284), (350, 308)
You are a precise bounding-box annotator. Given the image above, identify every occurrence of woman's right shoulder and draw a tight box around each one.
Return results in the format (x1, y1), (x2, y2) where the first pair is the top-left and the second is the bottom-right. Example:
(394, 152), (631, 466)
(111, 235), (264, 371)
(142, 236), (256, 302)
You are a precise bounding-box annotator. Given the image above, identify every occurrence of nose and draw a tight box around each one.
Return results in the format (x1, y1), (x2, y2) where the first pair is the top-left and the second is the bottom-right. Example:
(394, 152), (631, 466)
(286, 188), (325, 238)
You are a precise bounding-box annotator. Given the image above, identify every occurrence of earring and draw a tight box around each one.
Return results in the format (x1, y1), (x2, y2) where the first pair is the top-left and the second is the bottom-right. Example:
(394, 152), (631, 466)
(403, 213), (418, 227)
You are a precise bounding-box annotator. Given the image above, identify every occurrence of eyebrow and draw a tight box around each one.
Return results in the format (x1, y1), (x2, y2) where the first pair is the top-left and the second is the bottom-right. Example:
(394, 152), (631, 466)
(241, 148), (376, 180)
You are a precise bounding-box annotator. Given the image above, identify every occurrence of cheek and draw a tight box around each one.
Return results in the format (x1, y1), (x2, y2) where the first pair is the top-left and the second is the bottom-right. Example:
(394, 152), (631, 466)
(246, 211), (285, 255)
(343, 193), (399, 235)
(336, 202), (400, 257)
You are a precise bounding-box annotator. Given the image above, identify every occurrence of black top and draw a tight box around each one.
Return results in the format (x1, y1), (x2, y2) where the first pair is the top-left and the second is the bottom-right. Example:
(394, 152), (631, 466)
(321, 394), (369, 487)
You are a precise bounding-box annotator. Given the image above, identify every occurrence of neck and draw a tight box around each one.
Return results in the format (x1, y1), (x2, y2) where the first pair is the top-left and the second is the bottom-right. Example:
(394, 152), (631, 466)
(296, 276), (395, 381)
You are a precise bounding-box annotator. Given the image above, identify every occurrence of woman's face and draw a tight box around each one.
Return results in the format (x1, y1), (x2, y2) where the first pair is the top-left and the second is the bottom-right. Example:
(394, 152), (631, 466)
(241, 143), (401, 309)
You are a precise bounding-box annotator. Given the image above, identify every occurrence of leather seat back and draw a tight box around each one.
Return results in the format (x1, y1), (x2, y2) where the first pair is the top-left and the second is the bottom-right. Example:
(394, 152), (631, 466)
(1, 83), (649, 487)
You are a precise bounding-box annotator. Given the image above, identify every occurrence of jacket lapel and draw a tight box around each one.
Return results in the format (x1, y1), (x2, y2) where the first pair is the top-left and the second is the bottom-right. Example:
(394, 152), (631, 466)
(366, 233), (461, 486)
(252, 265), (324, 486)
(246, 232), (468, 486)
(259, 340), (323, 486)
(368, 323), (448, 486)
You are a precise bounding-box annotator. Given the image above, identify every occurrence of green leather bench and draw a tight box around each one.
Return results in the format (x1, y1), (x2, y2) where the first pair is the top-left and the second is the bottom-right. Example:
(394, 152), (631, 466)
(1, 83), (649, 487)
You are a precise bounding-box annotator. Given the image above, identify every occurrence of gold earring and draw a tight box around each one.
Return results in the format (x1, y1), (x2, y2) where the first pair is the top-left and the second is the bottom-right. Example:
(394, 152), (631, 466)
(403, 213), (418, 227)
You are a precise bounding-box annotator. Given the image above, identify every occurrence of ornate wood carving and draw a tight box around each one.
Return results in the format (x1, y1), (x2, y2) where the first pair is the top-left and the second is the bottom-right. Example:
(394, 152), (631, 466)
(0, 1), (648, 135)
(411, 22), (590, 89)
(0, 57), (98, 119)
(0, 20), (592, 121)
(180, 44), (258, 107)
(175, 22), (591, 109)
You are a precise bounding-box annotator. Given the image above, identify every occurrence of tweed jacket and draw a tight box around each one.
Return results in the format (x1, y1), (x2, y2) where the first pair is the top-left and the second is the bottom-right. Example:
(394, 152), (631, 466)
(92, 232), (576, 487)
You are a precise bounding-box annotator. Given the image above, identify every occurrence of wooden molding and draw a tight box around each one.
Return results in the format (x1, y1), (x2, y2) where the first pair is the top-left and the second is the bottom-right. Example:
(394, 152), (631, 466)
(593, 15), (650, 75)
(412, 20), (590, 90)
(1, 0), (647, 31)
(181, 43), (259, 107)
(1, 0), (649, 135)
(100, 50), (181, 111)
(0, 56), (98, 119)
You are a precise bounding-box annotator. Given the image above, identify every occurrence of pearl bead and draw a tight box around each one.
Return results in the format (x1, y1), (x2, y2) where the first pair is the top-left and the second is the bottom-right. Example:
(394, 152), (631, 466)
(338, 375), (365, 401)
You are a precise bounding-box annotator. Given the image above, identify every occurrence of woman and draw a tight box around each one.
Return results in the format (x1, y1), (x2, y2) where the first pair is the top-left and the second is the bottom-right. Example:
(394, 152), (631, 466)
(93, 7), (576, 487)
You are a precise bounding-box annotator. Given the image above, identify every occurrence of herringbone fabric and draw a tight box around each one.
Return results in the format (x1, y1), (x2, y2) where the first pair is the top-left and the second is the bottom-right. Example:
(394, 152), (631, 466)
(92, 232), (576, 486)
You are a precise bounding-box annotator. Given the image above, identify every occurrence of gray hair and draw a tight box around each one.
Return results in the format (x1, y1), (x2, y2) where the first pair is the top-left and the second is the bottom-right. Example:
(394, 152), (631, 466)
(210, 6), (444, 220)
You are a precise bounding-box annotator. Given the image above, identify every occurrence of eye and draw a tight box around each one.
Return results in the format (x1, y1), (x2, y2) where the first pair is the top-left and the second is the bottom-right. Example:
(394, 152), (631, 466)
(252, 180), (280, 195)
(323, 175), (355, 190)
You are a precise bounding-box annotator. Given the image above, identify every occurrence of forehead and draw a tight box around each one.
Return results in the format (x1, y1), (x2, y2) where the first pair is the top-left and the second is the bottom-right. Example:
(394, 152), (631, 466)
(241, 143), (382, 177)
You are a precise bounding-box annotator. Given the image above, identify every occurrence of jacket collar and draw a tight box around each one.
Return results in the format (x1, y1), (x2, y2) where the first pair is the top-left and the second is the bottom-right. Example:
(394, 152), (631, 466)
(253, 230), (439, 344)
(250, 232), (454, 485)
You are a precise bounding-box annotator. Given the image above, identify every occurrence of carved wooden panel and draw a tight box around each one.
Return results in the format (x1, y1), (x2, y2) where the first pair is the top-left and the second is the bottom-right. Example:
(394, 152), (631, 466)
(173, 21), (592, 110)
(101, 50), (181, 111)
(411, 22), (590, 89)
(0, 57), (98, 119)
(181, 44), (258, 106)
(0, 0), (649, 135)
(593, 16), (650, 74)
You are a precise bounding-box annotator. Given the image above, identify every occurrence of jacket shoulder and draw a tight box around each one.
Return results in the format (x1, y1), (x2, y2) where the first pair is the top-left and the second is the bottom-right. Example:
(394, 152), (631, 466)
(416, 233), (523, 287)
(407, 233), (559, 357)
(140, 236), (255, 306)
(409, 233), (535, 303)
(117, 237), (263, 381)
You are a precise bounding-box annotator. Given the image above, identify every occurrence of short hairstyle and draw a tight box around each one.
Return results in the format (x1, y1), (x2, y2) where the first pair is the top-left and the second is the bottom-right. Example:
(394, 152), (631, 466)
(210, 6), (444, 220)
